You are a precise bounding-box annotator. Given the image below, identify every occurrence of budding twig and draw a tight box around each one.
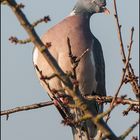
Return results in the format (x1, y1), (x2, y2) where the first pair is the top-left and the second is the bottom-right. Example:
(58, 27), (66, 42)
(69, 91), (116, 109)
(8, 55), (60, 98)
(2, 0), (138, 139)
(123, 105), (139, 115)
(32, 16), (51, 27)
(9, 36), (31, 44)
(105, 0), (139, 123)
(113, 0), (139, 99)
(85, 95), (139, 107)
(1, 101), (54, 118)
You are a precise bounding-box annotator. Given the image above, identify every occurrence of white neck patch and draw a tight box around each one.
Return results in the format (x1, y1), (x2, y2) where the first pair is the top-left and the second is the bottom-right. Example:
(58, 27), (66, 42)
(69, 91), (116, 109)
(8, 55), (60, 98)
(33, 48), (38, 65)
(69, 10), (76, 16)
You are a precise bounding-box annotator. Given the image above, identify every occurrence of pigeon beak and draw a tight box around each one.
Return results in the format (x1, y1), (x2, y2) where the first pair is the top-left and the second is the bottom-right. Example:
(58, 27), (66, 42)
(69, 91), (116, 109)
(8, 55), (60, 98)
(102, 7), (110, 15)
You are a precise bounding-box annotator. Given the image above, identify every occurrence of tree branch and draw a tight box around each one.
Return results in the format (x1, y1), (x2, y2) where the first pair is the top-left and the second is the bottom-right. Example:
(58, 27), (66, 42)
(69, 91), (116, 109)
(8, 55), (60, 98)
(31, 16), (51, 27)
(9, 36), (31, 44)
(1, 95), (139, 119)
(1, 101), (54, 119)
(104, 0), (139, 123)
(1, 0), (138, 139)
(119, 119), (139, 139)
(113, 0), (140, 99)
(86, 95), (139, 107)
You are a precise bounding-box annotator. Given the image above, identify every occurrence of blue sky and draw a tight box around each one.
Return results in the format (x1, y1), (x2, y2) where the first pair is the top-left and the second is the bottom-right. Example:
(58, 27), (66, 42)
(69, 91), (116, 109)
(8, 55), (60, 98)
(1, 0), (139, 140)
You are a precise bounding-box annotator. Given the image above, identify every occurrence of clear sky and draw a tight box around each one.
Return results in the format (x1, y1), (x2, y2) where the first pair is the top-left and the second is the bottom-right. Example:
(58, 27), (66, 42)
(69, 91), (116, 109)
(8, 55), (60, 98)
(1, 0), (139, 140)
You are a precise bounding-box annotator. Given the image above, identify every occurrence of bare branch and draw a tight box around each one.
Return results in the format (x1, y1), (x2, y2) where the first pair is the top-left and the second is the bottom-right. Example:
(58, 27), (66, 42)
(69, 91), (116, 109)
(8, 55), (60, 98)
(123, 105), (139, 115)
(104, 1), (139, 123)
(32, 16), (51, 27)
(2, 0), (138, 139)
(113, 0), (140, 99)
(9, 36), (31, 44)
(1, 95), (138, 119)
(119, 119), (139, 139)
(1, 101), (54, 117)
(40, 73), (58, 80)
(86, 95), (139, 107)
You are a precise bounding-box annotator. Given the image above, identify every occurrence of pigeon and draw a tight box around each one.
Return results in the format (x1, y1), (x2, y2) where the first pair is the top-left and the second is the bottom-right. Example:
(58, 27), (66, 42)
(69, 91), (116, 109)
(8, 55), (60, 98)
(33, 0), (109, 139)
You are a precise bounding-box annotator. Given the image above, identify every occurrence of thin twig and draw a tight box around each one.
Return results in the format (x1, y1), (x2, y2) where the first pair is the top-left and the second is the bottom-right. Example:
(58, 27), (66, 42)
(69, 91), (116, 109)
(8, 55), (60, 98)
(67, 37), (89, 90)
(40, 73), (58, 80)
(75, 48), (89, 62)
(2, 0), (120, 139)
(34, 64), (72, 120)
(9, 36), (31, 44)
(123, 105), (139, 115)
(105, 53), (130, 122)
(1, 101), (54, 116)
(113, 0), (139, 99)
(1, 95), (139, 117)
(113, 0), (126, 62)
(105, 1), (139, 123)
(86, 95), (139, 106)
(119, 119), (139, 139)
(32, 16), (50, 27)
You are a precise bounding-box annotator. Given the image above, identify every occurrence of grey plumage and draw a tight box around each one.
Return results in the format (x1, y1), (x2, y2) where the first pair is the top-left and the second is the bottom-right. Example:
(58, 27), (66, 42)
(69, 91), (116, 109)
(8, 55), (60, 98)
(33, 0), (108, 139)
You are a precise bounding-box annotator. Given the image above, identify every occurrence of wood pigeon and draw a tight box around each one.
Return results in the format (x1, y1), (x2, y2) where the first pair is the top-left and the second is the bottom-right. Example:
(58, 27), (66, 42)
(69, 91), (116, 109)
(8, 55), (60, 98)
(33, 0), (109, 139)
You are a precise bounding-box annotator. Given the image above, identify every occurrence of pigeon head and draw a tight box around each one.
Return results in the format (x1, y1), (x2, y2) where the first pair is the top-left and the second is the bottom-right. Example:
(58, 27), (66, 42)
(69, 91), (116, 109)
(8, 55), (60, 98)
(71, 0), (110, 16)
